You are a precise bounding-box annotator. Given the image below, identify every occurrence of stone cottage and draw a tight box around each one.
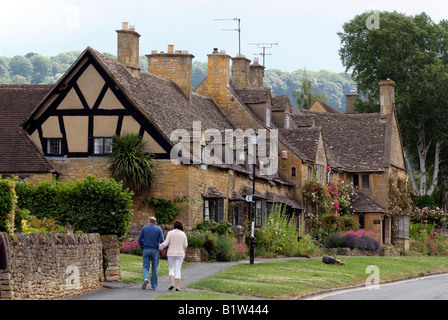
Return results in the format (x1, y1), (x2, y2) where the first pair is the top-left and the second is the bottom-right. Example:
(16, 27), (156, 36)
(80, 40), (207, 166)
(0, 22), (408, 248)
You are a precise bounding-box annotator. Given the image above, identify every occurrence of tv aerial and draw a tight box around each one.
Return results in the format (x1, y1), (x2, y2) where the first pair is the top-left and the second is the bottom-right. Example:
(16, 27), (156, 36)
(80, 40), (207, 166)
(214, 17), (241, 55)
(248, 43), (278, 67)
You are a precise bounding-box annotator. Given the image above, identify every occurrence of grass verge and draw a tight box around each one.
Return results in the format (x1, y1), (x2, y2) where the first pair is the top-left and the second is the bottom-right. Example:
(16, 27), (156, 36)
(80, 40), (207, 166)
(187, 256), (448, 299)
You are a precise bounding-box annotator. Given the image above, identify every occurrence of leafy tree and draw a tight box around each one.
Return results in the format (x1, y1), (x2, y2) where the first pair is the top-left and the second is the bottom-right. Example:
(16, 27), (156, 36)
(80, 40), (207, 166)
(338, 11), (448, 197)
(293, 70), (328, 109)
(0, 57), (10, 79)
(9, 55), (33, 80)
(108, 133), (157, 192)
(30, 55), (52, 84)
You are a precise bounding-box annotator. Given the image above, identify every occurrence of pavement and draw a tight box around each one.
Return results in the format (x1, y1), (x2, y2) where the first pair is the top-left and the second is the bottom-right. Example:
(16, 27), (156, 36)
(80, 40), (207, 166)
(71, 260), (261, 300)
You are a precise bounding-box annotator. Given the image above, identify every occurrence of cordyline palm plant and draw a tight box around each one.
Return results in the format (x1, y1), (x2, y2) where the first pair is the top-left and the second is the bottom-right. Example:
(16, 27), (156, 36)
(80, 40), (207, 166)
(108, 133), (156, 192)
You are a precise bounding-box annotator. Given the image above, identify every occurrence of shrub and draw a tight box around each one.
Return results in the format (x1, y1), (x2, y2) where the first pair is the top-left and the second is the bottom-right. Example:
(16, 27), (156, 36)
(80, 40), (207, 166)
(119, 239), (142, 256)
(202, 231), (218, 260)
(0, 178), (17, 234)
(216, 235), (235, 262)
(410, 223), (434, 239)
(261, 205), (300, 255)
(194, 219), (233, 236)
(108, 133), (156, 192)
(231, 238), (248, 260)
(410, 207), (447, 229)
(187, 231), (205, 248)
(410, 230), (447, 256)
(296, 235), (323, 257)
(16, 175), (133, 237)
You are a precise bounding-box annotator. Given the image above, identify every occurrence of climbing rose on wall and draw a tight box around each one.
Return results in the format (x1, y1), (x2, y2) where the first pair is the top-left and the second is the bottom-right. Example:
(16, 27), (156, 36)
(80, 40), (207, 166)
(303, 177), (356, 239)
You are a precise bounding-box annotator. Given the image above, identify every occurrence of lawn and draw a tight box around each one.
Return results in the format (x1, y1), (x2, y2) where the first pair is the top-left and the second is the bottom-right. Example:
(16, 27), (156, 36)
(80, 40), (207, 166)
(120, 253), (170, 284)
(187, 256), (448, 299)
(119, 254), (448, 299)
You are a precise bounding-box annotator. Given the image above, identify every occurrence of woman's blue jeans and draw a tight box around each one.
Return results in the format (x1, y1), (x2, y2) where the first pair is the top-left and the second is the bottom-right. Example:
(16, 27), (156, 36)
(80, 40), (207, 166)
(142, 248), (159, 289)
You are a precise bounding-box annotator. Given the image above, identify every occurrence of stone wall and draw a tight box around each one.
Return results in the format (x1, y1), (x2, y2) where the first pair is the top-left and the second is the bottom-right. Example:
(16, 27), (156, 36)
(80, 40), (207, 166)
(0, 232), (104, 300)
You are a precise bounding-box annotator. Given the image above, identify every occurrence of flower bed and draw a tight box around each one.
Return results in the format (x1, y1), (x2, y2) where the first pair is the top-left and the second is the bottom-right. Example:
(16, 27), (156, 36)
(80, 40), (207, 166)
(325, 229), (381, 252)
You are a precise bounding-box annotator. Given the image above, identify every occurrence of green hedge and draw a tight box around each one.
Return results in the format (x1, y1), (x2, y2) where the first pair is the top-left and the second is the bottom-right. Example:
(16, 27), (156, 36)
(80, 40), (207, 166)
(0, 179), (16, 233)
(15, 175), (134, 237)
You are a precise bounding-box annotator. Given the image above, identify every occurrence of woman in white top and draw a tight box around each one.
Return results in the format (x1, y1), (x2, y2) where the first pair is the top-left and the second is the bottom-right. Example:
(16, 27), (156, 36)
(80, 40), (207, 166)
(159, 220), (188, 291)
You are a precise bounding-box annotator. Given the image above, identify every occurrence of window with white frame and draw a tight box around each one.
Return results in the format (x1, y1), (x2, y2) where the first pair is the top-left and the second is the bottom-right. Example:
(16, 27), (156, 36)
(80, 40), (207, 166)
(93, 137), (113, 155)
(46, 138), (62, 155)
(204, 198), (224, 222)
(394, 215), (409, 238)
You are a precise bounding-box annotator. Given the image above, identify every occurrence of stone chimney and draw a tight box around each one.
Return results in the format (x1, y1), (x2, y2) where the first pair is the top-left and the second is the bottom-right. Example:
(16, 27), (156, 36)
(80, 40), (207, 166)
(231, 55), (251, 89)
(207, 48), (231, 105)
(116, 22), (141, 77)
(345, 90), (358, 113)
(147, 45), (195, 102)
(250, 58), (265, 88)
(379, 79), (396, 115)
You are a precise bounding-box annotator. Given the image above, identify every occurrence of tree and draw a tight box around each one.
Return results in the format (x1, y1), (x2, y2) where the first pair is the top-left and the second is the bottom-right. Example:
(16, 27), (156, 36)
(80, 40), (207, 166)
(338, 11), (448, 197)
(30, 55), (52, 84)
(9, 55), (33, 80)
(293, 70), (328, 109)
(108, 133), (157, 192)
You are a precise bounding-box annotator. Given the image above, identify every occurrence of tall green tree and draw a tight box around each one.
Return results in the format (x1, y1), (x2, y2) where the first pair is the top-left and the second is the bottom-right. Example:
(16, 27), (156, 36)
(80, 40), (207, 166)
(338, 11), (448, 197)
(293, 70), (328, 109)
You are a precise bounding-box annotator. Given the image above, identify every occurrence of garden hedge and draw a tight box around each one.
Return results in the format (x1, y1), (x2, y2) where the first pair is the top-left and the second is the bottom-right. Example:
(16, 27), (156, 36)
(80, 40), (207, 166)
(14, 175), (133, 237)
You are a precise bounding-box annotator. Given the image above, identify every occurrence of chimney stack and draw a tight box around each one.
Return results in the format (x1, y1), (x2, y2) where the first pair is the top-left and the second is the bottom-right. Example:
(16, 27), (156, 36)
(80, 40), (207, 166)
(231, 55), (251, 89)
(345, 90), (358, 113)
(147, 44), (195, 102)
(250, 58), (265, 88)
(116, 22), (141, 77)
(379, 79), (395, 115)
(206, 48), (231, 105)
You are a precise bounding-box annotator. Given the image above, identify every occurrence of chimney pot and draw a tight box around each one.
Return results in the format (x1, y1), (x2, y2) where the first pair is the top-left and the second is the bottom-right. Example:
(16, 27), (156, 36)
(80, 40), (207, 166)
(117, 22), (141, 77)
(168, 45), (174, 54)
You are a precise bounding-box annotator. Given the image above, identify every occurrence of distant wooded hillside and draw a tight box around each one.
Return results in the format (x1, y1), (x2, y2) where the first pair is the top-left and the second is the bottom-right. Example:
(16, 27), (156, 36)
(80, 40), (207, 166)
(0, 51), (355, 112)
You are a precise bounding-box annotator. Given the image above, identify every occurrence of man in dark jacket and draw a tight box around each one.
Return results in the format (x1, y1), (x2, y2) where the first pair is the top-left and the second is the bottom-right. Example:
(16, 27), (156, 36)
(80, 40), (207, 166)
(138, 217), (164, 290)
(0, 232), (8, 298)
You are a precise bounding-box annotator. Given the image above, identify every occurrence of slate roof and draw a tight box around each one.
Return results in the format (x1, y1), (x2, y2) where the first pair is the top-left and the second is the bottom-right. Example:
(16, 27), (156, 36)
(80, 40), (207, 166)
(0, 85), (55, 174)
(277, 127), (321, 164)
(233, 87), (272, 104)
(90, 48), (237, 137)
(351, 190), (385, 213)
(271, 94), (290, 112)
(291, 109), (388, 172)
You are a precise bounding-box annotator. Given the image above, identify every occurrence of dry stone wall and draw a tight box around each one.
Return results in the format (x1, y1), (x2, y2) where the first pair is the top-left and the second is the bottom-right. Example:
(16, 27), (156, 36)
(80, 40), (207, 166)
(0, 232), (104, 300)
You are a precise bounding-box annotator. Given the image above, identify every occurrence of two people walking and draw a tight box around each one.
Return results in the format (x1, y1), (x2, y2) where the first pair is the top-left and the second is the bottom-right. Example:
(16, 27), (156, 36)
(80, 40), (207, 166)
(138, 217), (188, 291)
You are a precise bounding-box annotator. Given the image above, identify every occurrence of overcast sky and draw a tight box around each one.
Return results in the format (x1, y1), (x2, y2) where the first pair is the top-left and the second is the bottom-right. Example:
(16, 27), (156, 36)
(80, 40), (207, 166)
(0, 0), (446, 73)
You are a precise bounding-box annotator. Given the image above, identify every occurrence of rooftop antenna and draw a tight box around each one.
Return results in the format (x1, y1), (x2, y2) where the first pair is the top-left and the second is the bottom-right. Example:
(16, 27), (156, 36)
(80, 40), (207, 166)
(248, 43), (278, 67)
(214, 18), (241, 55)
